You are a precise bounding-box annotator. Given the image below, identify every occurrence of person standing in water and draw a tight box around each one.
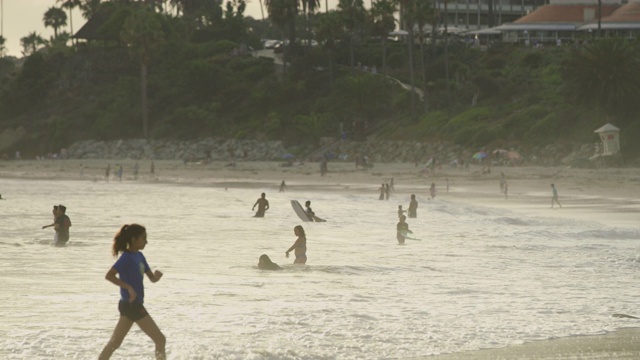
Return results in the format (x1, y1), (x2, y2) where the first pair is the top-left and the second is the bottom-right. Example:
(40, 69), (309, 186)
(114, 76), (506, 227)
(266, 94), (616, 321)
(429, 182), (436, 199)
(279, 180), (286, 193)
(42, 205), (59, 243)
(286, 225), (307, 264)
(551, 183), (562, 208)
(54, 205), (71, 247)
(408, 194), (418, 218)
(252, 193), (270, 217)
(99, 224), (166, 360)
(396, 215), (413, 245)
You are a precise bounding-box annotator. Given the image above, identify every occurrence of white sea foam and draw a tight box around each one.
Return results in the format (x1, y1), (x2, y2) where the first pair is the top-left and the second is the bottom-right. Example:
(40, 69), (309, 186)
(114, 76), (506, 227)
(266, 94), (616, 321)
(1, 178), (639, 359)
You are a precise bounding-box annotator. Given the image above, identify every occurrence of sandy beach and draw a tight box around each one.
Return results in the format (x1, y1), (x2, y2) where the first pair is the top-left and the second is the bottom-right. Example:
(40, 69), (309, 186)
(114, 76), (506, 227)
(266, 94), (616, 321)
(2, 158), (640, 359)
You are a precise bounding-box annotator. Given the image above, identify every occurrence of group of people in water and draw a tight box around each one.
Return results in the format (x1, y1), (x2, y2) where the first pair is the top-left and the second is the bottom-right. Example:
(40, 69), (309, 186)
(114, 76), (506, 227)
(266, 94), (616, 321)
(88, 176), (565, 359)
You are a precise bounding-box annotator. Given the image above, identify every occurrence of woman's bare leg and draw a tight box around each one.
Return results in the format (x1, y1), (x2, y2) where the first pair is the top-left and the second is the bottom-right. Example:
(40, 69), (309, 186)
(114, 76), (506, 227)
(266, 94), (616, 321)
(136, 315), (166, 360)
(99, 316), (134, 360)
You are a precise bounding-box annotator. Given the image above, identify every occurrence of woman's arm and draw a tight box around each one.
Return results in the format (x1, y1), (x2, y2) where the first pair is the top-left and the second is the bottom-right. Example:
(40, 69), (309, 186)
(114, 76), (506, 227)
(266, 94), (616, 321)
(105, 267), (137, 302)
(146, 269), (164, 283)
(286, 237), (302, 255)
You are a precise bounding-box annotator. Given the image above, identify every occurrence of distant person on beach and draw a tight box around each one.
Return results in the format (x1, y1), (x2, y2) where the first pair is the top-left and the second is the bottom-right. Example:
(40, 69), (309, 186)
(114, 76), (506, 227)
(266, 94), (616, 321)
(54, 205), (71, 246)
(99, 224), (165, 360)
(286, 225), (307, 264)
(379, 183), (385, 200)
(150, 161), (155, 174)
(504, 181), (509, 199)
(133, 162), (139, 180)
(429, 182), (436, 199)
(396, 215), (413, 245)
(252, 193), (270, 217)
(258, 254), (281, 270)
(397, 205), (406, 220)
(105, 164), (111, 181)
(117, 165), (123, 182)
(551, 183), (562, 208)
(499, 172), (506, 193)
(408, 194), (418, 218)
(385, 183), (390, 200)
(42, 205), (59, 242)
(279, 180), (286, 193)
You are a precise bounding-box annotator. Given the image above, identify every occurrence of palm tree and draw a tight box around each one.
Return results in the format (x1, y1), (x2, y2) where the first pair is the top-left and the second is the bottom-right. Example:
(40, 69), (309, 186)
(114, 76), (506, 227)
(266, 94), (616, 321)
(414, 0), (434, 113)
(20, 32), (46, 56)
(265, 0), (299, 75)
(57, 0), (81, 44)
(370, 0), (396, 78)
(121, 7), (165, 139)
(265, 0), (298, 46)
(300, 0), (320, 50)
(562, 38), (640, 120)
(399, 0), (417, 120)
(43, 7), (68, 39)
(79, 0), (102, 20)
(337, 0), (365, 69)
(0, 35), (6, 57)
(315, 11), (343, 84)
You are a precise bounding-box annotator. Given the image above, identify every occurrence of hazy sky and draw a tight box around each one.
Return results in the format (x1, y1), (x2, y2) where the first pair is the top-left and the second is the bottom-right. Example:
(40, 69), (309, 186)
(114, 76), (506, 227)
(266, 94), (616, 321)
(1, 0), (354, 58)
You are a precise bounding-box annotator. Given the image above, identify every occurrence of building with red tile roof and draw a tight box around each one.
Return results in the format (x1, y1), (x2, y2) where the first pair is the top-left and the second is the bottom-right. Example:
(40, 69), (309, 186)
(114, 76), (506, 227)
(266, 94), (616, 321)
(488, 1), (640, 44)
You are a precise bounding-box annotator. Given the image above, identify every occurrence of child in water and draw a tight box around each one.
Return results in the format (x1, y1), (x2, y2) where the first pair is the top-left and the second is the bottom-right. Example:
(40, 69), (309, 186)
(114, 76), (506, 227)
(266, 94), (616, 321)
(99, 224), (166, 360)
(258, 254), (282, 270)
(396, 215), (413, 245)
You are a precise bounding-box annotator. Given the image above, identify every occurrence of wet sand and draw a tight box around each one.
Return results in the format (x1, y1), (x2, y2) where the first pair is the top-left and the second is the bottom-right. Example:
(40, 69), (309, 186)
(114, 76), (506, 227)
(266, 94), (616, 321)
(422, 327), (640, 359)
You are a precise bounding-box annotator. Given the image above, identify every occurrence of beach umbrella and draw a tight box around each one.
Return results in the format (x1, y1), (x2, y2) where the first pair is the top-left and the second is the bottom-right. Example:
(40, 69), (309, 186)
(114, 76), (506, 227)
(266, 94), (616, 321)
(492, 149), (508, 155)
(472, 151), (488, 160)
(282, 153), (296, 159)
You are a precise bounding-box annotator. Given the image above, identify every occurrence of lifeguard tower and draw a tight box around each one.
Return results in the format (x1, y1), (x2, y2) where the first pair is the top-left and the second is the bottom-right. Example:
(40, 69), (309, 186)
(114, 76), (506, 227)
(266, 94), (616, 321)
(591, 123), (623, 167)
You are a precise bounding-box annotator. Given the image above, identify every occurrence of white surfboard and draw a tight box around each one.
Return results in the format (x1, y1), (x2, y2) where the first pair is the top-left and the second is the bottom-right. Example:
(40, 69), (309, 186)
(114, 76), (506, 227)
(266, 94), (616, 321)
(291, 200), (312, 222)
(290, 200), (326, 222)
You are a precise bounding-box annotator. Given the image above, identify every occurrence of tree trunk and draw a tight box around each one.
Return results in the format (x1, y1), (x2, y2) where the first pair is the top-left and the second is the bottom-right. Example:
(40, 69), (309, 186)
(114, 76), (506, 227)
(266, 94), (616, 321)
(420, 33), (428, 114)
(141, 62), (149, 139)
(350, 34), (355, 68)
(68, 8), (74, 46)
(408, 29), (416, 121)
(382, 38), (387, 78)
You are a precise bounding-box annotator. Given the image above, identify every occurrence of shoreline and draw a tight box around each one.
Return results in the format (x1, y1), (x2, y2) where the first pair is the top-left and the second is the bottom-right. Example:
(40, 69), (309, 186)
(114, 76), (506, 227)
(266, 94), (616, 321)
(421, 327), (640, 359)
(2, 159), (639, 228)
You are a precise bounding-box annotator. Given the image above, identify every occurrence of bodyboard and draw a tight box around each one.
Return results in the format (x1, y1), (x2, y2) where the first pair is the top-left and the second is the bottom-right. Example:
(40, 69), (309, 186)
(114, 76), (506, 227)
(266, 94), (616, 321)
(291, 200), (312, 222)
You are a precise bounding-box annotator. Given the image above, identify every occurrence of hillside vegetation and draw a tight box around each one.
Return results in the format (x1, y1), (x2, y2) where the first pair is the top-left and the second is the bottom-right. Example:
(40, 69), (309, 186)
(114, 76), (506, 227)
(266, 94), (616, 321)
(0, 1), (639, 163)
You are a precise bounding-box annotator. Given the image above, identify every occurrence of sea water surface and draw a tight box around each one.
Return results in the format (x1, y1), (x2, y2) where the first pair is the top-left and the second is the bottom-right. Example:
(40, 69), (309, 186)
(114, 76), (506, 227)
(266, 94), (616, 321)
(1, 178), (640, 359)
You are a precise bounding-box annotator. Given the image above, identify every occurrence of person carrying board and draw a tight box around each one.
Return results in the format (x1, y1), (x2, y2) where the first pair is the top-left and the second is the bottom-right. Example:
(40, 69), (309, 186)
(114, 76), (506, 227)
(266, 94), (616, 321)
(396, 215), (413, 245)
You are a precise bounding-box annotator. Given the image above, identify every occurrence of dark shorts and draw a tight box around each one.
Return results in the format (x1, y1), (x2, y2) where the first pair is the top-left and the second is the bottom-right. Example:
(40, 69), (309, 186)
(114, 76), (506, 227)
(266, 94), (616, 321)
(118, 301), (149, 322)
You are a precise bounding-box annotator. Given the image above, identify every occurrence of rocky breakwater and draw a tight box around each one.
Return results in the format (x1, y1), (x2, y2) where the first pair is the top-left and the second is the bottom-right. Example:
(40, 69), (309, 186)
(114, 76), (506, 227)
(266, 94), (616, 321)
(66, 137), (602, 167)
(67, 138), (288, 161)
